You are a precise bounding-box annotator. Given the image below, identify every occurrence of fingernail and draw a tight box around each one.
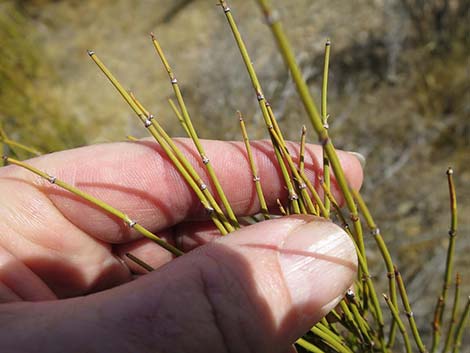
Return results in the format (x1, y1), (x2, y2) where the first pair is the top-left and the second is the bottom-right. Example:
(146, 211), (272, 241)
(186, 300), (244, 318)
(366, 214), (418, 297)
(279, 218), (357, 319)
(347, 151), (366, 169)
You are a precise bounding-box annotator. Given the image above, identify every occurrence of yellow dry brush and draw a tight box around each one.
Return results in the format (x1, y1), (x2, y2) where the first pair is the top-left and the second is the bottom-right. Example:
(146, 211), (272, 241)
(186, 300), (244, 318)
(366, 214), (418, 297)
(1, 1), (468, 352)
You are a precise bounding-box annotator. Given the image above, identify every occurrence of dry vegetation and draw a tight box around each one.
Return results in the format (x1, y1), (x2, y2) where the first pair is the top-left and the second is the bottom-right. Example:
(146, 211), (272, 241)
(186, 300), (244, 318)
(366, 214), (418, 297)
(1, 0), (468, 346)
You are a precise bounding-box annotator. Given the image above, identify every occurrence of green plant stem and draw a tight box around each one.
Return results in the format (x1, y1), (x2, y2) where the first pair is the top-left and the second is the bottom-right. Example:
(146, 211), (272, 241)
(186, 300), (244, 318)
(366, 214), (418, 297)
(3, 156), (183, 257)
(296, 338), (325, 353)
(276, 199), (287, 216)
(322, 183), (386, 350)
(383, 294), (412, 353)
(395, 268), (428, 353)
(431, 167), (458, 353)
(151, 33), (239, 230)
(443, 273), (461, 353)
(0, 138), (42, 156)
(452, 296), (469, 353)
(255, 0), (366, 263)
(217, 0), (301, 215)
(299, 125), (306, 173)
(321, 39), (331, 218)
(168, 98), (190, 136)
(353, 189), (399, 347)
(0, 125), (7, 166)
(310, 326), (354, 353)
(268, 126), (319, 215)
(125, 253), (155, 272)
(348, 293), (374, 346)
(238, 112), (269, 220)
(315, 321), (348, 348)
(128, 92), (232, 235)
(87, 51), (230, 234)
(126, 135), (139, 142)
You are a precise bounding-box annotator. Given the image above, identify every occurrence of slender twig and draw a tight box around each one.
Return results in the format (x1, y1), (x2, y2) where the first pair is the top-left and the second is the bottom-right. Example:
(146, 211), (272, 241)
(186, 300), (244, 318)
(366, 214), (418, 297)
(255, 0), (366, 264)
(0, 124), (6, 166)
(383, 294), (412, 353)
(310, 325), (354, 353)
(338, 299), (367, 345)
(125, 253), (155, 272)
(395, 268), (428, 353)
(151, 32), (239, 229)
(129, 90), (233, 234)
(168, 98), (190, 136)
(353, 189), (398, 347)
(431, 167), (458, 352)
(299, 125), (307, 174)
(451, 296), (469, 353)
(321, 39), (331, 218)
(296, 338), (325, 353)
(315, 321), (350, 349)
(217, 0), (300, 214)
(443, 273), (461, 353)
(0, 138), (42, 157)
(238, 112), (269, 219)
(268, 125), (319, 215)
(3, 156), (183, 257)
(346, 290), (374, 346)
(322, 183), (385, 348)
(87, 50), (230, 234)
(126, 135), (139, 142)
(276, 199), (287, 216)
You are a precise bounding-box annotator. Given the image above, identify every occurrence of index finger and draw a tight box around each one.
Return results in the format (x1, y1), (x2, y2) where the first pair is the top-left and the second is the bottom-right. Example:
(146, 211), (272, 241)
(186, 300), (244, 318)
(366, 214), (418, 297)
(0, 138), (363, 243)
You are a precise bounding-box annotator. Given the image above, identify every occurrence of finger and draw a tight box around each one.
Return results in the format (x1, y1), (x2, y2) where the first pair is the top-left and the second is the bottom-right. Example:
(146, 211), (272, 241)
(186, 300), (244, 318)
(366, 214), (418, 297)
(0, 244), (57, 301)
(0, 179), (131, 298)
(0, 139), (363, 244)
(86, 215), (357, 353)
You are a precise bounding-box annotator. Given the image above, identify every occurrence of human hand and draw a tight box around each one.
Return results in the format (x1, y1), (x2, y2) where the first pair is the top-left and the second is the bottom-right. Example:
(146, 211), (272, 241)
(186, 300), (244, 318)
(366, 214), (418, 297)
(0, 139), (362, 353)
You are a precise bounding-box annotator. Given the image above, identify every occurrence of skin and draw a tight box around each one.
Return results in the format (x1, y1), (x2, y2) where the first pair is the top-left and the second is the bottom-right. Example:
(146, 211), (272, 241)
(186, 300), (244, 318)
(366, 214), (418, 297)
(0, 139), (362, 353)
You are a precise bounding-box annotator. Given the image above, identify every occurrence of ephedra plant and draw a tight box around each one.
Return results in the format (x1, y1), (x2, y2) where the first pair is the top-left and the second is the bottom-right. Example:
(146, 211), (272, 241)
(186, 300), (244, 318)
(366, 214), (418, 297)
(1, 1), (468, 352)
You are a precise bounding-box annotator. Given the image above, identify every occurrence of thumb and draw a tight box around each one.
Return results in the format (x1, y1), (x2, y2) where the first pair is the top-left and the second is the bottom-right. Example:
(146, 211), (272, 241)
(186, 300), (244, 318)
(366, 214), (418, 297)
(93, 215), (358, 353)
(0, 215), (357, 353)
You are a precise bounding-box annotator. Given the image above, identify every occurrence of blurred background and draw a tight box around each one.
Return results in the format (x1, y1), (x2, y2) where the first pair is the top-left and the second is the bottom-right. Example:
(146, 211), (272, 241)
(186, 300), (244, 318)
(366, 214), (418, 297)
(0, 0), (468, 344)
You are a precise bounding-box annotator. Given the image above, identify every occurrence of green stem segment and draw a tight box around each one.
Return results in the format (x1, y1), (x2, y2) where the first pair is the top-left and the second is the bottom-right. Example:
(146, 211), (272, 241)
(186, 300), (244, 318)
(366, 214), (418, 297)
(151, 33), (239, 229)
(353, 189), (398, 346)
(383, 294), (412, 353)
(87, 50), (231, 235)
(431, 167), (458, 353)
(125, 253), (155, 272)
(3, 156), (183, 257)
(395, 268), (428, 353)
(255, 0), (366, 259)
(443, 274), (461, 353)
(218, 0), (301, 214)
(321, 39), (331, 218)
(238, 112), (269, 219)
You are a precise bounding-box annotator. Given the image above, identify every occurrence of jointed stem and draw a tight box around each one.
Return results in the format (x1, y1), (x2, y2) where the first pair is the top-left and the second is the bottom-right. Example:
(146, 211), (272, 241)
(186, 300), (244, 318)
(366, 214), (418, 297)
(443, 274), (461, 353)
(321, 39), (331, 218)
(383, 294), (412, 353)
(125, 253), (155, 272)
(353, 189), (399, 347)
(88, 51), (231, 234)
(238, 112), (269, 220)
(151, 33), (239, 229)
(431, 167), (458, 352)
(395, 268), (428, 353)
(3, 156), (183, 257)
(255, 0), (366, 262)
(217, 0), (301, 214)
